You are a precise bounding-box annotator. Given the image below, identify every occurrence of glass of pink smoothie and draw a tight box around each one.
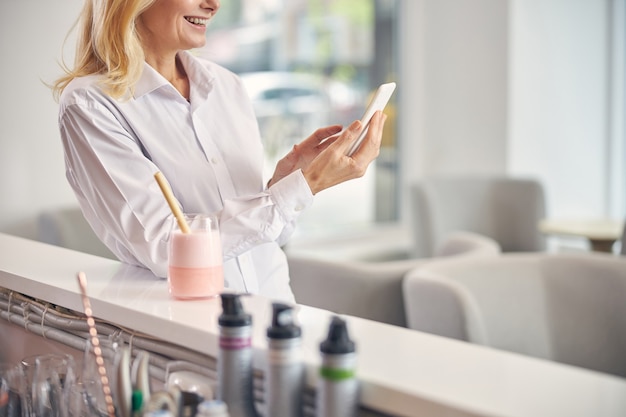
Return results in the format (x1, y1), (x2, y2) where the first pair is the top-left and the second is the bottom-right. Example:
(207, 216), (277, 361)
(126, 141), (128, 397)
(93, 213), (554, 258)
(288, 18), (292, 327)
(168, 213), (224, 300)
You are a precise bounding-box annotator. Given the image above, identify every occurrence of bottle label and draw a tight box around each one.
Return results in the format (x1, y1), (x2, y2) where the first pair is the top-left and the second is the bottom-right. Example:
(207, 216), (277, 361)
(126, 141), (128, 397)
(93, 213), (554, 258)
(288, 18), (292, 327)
(219, 336), (251, 350)
(268, 347), (301, 365)
(320, 366), (355, 381)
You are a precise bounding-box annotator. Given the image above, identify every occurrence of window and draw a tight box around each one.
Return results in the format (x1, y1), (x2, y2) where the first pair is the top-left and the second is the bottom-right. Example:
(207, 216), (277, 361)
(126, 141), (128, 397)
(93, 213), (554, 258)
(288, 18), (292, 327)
(199, 0), (399, 237)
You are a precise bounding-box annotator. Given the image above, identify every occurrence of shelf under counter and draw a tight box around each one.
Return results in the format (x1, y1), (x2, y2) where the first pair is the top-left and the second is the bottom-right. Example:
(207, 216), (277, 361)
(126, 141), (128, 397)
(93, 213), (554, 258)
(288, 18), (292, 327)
(1, 232), (625, 417)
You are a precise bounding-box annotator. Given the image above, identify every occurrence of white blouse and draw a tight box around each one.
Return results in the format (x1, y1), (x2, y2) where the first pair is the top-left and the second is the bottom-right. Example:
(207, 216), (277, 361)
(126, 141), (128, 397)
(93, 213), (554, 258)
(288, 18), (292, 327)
(58, 51), (314, 302)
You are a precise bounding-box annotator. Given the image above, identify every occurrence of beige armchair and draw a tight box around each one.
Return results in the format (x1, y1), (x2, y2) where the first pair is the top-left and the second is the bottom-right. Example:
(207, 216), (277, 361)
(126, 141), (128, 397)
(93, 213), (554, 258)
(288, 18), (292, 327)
(409, 176), (546, 257)
(287, 231), (501, 327)
(402, 252), (626, 377)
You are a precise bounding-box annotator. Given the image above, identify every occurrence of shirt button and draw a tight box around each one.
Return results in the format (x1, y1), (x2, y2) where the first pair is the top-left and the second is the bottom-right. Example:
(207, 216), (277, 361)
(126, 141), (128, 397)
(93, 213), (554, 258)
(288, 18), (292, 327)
(211, 157), (218, 164)
(294, 205), (304, 212)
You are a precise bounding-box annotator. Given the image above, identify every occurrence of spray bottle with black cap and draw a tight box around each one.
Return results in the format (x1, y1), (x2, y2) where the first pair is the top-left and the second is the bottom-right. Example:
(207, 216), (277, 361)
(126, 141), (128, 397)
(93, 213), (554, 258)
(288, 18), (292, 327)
(265, 302), (304, 417)
(218, 293), (258, 417)
(316, 316), (358, 417)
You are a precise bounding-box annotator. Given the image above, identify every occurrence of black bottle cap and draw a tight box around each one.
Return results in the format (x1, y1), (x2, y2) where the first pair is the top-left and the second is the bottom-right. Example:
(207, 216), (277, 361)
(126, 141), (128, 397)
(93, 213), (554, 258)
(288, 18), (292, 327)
(218, 293), (252, 327)
(320, 316), (355, 354)
(267, 302), (301, 339)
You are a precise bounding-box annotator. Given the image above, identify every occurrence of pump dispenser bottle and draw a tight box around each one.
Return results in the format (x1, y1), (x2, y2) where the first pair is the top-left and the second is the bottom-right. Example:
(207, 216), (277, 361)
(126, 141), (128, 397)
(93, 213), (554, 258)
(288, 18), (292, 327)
(218, 293), (258, 417)
(316, 316), (358, 417)
(265, 302), (304, 417)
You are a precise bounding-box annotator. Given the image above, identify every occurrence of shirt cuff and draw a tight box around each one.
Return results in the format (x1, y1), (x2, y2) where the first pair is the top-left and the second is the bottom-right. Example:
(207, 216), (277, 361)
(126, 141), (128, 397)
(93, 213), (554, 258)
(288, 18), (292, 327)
(268, 169), (314, 221)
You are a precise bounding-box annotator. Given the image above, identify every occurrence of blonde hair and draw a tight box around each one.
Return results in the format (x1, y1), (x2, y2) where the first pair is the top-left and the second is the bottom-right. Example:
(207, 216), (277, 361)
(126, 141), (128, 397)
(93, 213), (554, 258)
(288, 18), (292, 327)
(52, 0), (156, 101)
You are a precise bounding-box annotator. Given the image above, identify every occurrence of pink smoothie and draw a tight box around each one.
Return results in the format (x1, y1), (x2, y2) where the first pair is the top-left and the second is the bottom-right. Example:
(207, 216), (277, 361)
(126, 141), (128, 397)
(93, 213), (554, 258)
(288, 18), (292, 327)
(168, 230), (223, 299)
(169, 265), (224, 299)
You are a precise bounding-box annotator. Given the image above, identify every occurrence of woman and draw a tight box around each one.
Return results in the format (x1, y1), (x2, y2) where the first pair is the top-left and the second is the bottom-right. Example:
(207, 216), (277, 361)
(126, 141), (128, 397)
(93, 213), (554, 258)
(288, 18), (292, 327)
(52, 0), (387, 302)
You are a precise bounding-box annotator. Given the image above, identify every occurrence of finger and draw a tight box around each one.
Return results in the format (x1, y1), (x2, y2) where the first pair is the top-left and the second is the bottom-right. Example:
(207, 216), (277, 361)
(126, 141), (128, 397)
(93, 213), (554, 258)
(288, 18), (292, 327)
(351, 111), (386, 159)
(319, 130), (342, 145)
(369, 111), (386, 145)
(366, 112), (386, 150)
(332, 119), (363, 154)
(308, 125), (343, 145)
(317, 135), (340, 151)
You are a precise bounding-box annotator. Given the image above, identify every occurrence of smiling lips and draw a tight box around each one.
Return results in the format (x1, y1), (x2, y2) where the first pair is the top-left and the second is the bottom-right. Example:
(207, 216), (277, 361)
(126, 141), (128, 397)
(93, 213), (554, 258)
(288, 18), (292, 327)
(185, 16), (209, 26)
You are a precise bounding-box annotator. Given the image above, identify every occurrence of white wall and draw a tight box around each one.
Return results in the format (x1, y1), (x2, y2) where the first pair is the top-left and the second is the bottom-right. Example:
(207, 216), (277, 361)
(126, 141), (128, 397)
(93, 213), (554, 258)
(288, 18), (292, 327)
(609, 0), (626, 217)
(398, 0), (509, 224)
(0, 1), (82, 238)
(398, 0), (508, 180)
(508, 0), (613, 218)
(399, 0), (621, 224)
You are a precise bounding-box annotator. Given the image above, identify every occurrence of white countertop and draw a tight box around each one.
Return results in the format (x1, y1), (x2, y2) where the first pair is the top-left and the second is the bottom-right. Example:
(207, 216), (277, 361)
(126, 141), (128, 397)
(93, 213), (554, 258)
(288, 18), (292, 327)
(1, 233), (625, 417)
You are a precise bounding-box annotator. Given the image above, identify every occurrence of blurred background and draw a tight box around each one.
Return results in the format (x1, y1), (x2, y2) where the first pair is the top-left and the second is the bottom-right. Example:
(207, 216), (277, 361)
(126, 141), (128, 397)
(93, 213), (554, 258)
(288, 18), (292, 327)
(0, 0), (623, 255)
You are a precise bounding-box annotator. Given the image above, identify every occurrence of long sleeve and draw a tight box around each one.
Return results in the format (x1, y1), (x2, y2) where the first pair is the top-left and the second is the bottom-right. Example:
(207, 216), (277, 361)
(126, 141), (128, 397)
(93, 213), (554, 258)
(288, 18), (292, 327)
(57, 53), (311, 299)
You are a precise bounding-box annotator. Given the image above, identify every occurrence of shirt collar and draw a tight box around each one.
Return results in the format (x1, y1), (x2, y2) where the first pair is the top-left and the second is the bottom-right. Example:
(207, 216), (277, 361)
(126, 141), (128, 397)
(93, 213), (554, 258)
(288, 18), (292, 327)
(133, 50), (215, 101)
(133, 61), (168, 99)
(179, 50), (215, 105)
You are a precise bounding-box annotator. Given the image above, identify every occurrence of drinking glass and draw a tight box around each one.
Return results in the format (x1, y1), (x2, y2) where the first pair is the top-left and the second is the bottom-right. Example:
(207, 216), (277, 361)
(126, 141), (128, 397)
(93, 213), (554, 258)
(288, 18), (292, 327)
(165, 360), (215, 401)
(0, 363), (25, 417)
(20, 354), (39, 417)
(67, 382), (89, 417)
(80, 337), (119, 417)
(165, 360), (215, 417)
(168, 213), (224, 299)
(20, 354), (48, 417)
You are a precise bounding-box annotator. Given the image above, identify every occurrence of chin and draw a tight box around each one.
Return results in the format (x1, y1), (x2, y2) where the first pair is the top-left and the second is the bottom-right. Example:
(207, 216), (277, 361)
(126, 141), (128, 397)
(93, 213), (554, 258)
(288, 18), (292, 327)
(184, 38), (207, 50)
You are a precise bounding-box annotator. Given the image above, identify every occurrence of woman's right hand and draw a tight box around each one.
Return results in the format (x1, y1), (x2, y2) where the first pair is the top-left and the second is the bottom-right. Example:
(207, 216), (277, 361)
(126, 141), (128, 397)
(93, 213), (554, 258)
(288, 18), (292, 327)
(301, 110), (387, 195)
(267, 124), (343, 189)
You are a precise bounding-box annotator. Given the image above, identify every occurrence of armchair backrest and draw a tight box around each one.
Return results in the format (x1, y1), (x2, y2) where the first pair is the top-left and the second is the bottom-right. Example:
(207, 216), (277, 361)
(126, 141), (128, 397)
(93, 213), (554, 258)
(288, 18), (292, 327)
(410, 176), (546, 257)
(403, 253), (626, 377)
(287, 231), (501, 327)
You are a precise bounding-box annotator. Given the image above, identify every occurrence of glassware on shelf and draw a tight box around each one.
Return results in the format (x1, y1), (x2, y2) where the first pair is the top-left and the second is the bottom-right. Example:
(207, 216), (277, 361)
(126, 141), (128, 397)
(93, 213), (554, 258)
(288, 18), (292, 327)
(0, 362), (25, 417)
(21, 353), (76, 417)
(81, 336), (121, 417)
(165, 360), (215, 403)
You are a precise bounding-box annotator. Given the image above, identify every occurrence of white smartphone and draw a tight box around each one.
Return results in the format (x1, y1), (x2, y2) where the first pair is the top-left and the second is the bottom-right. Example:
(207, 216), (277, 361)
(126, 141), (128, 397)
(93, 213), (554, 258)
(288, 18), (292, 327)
(346, 82), (396, 156)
